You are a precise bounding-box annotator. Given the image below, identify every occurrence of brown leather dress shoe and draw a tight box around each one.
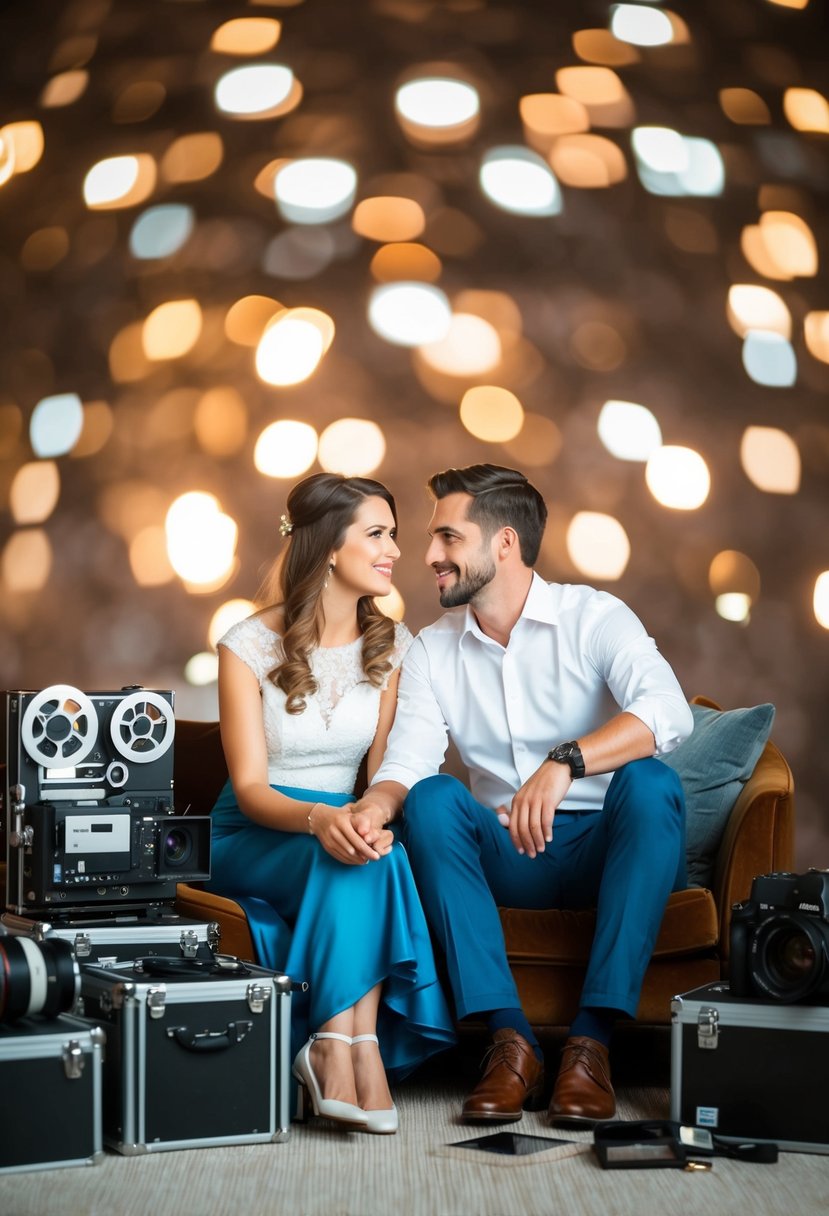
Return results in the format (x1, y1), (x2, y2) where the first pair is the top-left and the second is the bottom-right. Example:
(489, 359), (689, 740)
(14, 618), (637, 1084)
(462, 1029), (545, 1123)
(548, 1036), (616, 1127)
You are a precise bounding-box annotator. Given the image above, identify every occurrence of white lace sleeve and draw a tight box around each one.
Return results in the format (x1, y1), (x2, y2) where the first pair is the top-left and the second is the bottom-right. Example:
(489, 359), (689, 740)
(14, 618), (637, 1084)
(383, 621), (414, 686)
(217, 617), (282, 686)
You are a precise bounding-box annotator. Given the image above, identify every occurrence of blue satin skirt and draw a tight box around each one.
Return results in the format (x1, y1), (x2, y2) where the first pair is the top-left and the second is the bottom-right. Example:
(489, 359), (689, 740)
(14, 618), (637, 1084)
(206, 779), (456, 1080)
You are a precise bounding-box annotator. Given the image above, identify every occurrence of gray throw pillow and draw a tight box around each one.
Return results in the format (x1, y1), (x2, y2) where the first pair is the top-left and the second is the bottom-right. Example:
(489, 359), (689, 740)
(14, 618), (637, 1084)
(659, 701), (775, 888)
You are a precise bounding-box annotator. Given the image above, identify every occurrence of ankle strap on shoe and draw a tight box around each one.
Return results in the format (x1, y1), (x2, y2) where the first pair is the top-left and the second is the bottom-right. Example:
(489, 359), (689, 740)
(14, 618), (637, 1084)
(351, 1034), (379, 1045)
(310, 1032), (353, 1045)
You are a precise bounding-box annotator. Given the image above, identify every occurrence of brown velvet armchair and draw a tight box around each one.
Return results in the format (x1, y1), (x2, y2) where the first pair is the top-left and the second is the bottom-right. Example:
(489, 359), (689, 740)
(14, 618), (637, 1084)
(173, 697), (794, 1030)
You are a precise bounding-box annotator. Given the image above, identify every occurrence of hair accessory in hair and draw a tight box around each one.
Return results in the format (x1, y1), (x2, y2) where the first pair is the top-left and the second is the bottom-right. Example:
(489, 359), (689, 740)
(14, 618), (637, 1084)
(279, 513), (293, 537)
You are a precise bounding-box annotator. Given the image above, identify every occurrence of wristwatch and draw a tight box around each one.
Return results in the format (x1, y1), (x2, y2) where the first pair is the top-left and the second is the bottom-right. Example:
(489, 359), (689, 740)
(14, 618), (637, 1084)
(547, 740), (585, 779)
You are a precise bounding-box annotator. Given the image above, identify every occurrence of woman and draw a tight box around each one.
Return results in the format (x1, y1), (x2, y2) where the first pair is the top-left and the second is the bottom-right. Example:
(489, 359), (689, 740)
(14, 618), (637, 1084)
(206, 472), (455, 1135)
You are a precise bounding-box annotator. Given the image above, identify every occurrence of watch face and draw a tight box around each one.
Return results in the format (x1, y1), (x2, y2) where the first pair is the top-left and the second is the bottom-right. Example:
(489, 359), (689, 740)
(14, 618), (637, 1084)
(550, 742), (584, 777)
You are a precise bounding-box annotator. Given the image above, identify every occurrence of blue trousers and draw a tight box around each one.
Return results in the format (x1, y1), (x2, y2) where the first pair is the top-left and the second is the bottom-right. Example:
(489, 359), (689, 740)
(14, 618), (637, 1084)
(401, 759), (686, 1021)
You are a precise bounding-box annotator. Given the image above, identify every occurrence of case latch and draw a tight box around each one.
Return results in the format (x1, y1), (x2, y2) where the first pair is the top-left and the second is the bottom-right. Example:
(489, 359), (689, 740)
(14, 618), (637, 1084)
(697, 1005), (719, 1049)
(73, 932), (92, 958)
(179, 929), (199, 959)
(62, 1040), (85, 1080)
(246, 983), (272, 1014)
(147, 984), (167, 1019)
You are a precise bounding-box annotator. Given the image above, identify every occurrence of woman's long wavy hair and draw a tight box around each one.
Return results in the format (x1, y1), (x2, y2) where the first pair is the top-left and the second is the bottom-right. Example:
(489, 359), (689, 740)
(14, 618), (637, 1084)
(257, 473), (398, 714)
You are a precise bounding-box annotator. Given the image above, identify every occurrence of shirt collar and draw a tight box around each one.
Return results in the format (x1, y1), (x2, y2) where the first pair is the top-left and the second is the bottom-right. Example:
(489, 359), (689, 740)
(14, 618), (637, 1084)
(460, 571), (559, 645)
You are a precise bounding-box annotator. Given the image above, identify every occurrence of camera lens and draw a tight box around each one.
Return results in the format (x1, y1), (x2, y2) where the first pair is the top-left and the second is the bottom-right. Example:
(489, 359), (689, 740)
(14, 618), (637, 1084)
(163, 827), (192, 868)
(0, 937), (80, 1023)
(752, 914), (824, 1001)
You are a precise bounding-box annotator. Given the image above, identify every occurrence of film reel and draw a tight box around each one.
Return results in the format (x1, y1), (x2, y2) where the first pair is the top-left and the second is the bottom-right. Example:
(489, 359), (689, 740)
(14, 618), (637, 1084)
(110, 690), (175, 764)
(20, 684), (99, 768)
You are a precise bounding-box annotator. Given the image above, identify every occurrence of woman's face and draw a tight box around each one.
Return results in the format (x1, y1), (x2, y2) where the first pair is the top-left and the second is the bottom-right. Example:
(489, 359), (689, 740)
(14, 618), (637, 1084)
(331, 495), (400, 598)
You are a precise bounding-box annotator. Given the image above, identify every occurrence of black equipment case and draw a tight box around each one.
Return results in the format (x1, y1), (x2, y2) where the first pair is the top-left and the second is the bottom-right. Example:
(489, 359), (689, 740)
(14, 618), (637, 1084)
(80, 959), (292, 1153)
(671, 981), (829, 1154)
(1, 909), (220, 966)
(0, 1013), (105, 1174)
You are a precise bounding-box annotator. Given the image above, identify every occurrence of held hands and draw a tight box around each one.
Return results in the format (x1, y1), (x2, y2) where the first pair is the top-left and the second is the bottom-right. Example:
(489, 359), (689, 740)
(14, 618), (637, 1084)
(496, 760), (573, 858)
(308, 801), (393, 866)
(350, 799), (394, 856)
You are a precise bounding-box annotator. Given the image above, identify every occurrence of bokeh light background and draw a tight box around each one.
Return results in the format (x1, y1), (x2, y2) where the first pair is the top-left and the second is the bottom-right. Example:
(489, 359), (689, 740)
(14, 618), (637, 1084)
(1, 0), (827, 867)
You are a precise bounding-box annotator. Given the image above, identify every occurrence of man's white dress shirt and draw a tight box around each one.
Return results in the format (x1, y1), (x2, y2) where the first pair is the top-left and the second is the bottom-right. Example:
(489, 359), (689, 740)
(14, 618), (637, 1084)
(374, 573), (693, 813)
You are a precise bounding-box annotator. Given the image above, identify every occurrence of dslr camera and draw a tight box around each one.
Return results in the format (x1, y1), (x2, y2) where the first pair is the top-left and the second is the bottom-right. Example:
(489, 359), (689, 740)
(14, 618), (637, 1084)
(729, 869), (829, 1003)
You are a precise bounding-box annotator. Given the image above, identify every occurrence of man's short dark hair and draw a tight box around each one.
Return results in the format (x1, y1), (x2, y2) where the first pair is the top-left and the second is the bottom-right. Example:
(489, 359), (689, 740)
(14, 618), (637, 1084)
(428, 464), (547, 566)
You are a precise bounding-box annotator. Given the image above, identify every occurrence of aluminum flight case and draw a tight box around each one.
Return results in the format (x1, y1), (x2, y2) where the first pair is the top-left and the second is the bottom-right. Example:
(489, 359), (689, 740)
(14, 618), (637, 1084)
(0, 1013), (105, 1174)
(1, 909), (220, 967)
(671, 981), (829, 1154)
(80, 959), (292, 1153)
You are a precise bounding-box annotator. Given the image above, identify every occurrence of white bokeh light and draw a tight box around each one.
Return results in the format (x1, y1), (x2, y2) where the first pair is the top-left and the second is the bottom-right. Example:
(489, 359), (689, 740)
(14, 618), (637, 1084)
(185, 652), (220, 685)
(83, 155), (139, 206)
(715, 593), (751, 624)
(318, 418), (386, 475)
(30, 392), (84, 457)
(254, 419), (318, 478)
(632, 127), (688, 173)
(215, 64), (295, 116)
(480, 147), (563, 217)
(209, 599), (256, 650)
(255, 316), (325, 386)
(742, 331), (797, 387)
(274, 158), (357, 225)
(815, 572), (829, 630)
(611, 5), (674, 46)
(165, 492), (238, 586)
(645, 445), (710, 509)
(419, 314), (502, 376)
(368, 282), (452, 346)
(129, 204), (194, 259)
(597, 400), (662, 461)
(566, 512), (630, 580)
(395, 78), (480, 128)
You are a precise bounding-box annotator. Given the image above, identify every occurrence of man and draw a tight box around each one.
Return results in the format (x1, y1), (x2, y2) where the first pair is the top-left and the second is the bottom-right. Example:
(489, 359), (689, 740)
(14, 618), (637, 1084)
(354, 463), (692, 1126)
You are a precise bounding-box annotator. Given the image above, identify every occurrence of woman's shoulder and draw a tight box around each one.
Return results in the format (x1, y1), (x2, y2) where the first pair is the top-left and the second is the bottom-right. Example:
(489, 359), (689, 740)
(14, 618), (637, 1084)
(390, 619), (414, 666)
(218, 610), (283, 677)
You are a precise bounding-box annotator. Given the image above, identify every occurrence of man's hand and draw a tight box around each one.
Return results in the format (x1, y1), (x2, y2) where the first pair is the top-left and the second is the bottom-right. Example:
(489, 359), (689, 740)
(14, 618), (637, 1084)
(498, 760), (573, 858)
(309, 803), (383, 865)
(349, 799), (395, 857)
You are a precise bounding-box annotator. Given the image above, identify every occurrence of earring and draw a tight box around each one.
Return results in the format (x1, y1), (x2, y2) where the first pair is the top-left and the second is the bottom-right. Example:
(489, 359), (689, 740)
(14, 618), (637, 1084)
(324, 562), (334, 590)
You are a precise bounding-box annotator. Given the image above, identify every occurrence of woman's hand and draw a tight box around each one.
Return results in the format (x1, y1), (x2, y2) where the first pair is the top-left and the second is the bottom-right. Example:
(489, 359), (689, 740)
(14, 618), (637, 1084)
(308, 803), (382, 866)
(349, 801), (394, 857)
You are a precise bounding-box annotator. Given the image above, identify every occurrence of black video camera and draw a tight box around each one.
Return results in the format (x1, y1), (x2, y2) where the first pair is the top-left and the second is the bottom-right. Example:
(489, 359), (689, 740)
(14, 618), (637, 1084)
(730, 869), (829, 1003)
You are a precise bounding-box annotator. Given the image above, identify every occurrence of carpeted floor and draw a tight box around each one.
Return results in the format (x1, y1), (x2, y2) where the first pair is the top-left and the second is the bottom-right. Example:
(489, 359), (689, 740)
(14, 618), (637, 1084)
(2, 1037), (827, 1216)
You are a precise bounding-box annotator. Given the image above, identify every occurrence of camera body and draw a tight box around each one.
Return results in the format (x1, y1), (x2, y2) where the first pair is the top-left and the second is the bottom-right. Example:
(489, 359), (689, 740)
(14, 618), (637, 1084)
(2, 685), (211, 915)
(730, 869), (829, 1003)
(11, 801), (212, 912)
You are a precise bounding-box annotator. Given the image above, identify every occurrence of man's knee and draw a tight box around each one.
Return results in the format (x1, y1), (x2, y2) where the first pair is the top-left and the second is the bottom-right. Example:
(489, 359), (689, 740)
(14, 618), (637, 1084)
(608, 757), (685, 827)
(404, 773), (467, 833)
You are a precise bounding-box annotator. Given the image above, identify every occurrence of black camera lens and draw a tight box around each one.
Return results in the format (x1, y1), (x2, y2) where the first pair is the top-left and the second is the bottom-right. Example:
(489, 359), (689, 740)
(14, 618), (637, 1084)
(0, 936), (80, 1023)
(752, 915), (825, 1002)
(163, 827), (192, 868)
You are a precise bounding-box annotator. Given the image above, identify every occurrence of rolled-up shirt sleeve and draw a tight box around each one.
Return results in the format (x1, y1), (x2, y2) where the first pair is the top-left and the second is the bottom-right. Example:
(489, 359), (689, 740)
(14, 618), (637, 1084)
(589, 596), (693, 756)
(372, 634), (449, 789)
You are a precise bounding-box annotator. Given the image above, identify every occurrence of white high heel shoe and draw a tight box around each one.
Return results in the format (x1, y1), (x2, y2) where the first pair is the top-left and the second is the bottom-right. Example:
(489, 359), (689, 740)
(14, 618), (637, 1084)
(351, 1034), (398, 1135)
(292, 1032), (368, 1129)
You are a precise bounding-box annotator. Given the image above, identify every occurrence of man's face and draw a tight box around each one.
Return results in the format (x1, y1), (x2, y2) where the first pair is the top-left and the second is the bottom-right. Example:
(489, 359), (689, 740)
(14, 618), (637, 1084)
(425, 492), (497, 608)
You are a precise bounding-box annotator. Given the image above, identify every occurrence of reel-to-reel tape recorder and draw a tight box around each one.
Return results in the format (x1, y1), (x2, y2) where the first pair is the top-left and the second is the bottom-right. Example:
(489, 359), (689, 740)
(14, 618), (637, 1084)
(2, 685), (211, 915)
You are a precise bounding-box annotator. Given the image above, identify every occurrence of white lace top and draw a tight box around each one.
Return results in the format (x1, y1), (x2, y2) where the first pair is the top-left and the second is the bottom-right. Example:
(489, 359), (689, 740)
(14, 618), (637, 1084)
(218, 615), (413, 794)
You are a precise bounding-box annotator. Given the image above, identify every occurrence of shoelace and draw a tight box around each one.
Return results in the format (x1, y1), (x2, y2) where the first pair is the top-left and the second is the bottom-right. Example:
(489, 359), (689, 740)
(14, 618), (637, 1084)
(560, 1043), (611, 1090)
(479, 1037), (530, 1083)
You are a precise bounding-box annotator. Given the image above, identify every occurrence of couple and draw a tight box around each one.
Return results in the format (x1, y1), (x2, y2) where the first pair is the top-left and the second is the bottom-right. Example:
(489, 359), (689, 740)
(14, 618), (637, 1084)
(208, 463), (692, 1137)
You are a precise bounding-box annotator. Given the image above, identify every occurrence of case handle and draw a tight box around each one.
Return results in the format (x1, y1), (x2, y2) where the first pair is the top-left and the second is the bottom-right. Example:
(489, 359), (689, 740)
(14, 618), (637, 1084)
(166, 1020), (253, 1052)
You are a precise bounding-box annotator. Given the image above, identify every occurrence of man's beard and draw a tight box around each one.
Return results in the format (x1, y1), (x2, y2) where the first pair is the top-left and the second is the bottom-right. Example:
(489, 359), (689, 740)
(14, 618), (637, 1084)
(438, 556), (496, 607)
